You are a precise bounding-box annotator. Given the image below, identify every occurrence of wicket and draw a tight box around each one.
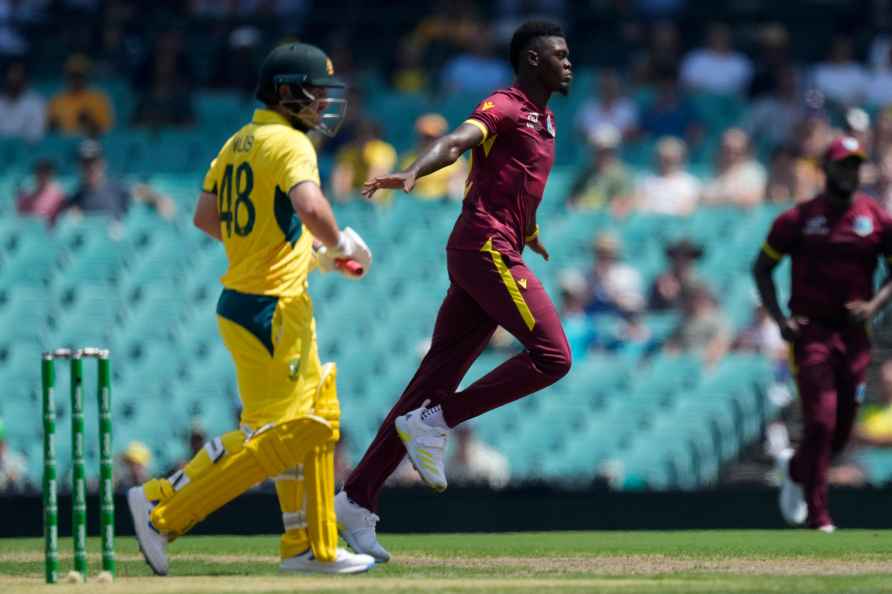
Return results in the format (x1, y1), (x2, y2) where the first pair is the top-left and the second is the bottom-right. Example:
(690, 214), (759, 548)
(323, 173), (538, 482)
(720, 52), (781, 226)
(41, 347), (115, 584)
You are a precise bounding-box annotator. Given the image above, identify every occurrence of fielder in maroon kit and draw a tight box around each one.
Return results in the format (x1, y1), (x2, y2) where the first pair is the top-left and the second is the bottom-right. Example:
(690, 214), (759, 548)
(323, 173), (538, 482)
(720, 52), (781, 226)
(333, 21), (572, 561)
(754, 136), (892, 532)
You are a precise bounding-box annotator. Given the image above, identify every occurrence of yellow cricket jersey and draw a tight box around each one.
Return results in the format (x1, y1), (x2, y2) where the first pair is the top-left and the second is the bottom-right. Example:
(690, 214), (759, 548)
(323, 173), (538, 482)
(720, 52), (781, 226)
(203, 109), (319, 297)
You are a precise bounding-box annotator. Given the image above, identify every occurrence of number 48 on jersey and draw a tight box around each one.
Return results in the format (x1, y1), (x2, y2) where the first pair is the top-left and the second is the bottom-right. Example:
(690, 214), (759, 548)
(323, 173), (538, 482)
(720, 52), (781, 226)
(218, 162), (256, 237)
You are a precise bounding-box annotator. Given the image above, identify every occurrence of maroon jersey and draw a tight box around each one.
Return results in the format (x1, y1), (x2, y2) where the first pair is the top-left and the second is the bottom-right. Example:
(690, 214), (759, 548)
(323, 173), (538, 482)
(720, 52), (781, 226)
(447, 85), (556, 253)
(763, 192), (892, 320)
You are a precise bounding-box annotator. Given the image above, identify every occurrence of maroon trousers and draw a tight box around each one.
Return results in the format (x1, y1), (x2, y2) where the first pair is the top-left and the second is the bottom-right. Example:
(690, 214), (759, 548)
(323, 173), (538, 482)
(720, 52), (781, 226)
(344, 241), (572, 512)
(788, 319), (870, 527)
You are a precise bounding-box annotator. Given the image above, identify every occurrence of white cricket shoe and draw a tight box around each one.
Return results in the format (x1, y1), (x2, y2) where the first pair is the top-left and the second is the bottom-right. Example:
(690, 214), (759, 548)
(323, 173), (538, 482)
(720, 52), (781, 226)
(395, 400), (448, 492)
(127, 486), (169, 576)
(335, 491), (390, 563)
(280, 547), (375, 574)
(777, 448), (807, 526)
(817, 524), (836, 533)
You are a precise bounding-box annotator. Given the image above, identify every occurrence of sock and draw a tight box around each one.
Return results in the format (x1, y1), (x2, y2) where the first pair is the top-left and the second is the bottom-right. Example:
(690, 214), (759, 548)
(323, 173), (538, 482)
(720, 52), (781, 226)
(421, 404), (449, 429)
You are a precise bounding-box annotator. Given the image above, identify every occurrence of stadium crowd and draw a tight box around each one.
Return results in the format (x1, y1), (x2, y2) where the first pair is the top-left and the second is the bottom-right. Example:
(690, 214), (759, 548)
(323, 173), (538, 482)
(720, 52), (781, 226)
(4, 0), (892, 493)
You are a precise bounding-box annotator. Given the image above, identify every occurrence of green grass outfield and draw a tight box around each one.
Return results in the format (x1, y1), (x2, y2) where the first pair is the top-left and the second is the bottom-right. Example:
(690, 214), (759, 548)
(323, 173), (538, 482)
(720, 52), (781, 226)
(3, 531), (892, 593)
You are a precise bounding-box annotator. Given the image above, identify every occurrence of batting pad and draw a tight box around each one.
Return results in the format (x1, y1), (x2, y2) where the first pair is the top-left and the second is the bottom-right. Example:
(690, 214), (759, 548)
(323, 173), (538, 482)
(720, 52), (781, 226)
(150, 415), (333, 536)
(301, 362), (340, 561)
(275, 465), (310, 559)
(313, 362), (341, 438)
(304, 443), (337, 562)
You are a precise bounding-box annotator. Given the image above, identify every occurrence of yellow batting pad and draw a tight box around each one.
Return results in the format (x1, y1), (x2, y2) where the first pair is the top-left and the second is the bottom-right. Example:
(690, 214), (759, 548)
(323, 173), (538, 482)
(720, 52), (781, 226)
(183, 430), (247, 483)
(142, 478), (175, 503)
(275, 465), (310, 559)
(150, 416), (333, 536)
(304, 443), (337, 562)
(313, 362), (341, 439)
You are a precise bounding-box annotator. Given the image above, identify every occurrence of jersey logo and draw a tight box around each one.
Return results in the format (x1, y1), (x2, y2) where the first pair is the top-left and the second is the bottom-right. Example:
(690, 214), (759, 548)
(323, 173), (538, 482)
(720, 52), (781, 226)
(288, 357), (301, 381)
(854, 215), (874, 237)
(481, 101), (495, 111)
(803, 216), (829, 236)
(326, 58), (335, 76)
(517, 278), (528, 289)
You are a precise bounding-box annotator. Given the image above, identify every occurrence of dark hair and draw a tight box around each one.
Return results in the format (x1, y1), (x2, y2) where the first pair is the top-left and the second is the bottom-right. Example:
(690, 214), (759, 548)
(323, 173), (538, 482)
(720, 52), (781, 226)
(509, 20), (564, 73)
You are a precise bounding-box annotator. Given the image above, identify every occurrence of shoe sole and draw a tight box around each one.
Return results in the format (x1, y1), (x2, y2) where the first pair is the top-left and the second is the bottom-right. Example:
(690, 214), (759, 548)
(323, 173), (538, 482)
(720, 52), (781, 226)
(395, 417), (447, 493)
(280, 561), (375, 574)
(127, 488), (168, 576)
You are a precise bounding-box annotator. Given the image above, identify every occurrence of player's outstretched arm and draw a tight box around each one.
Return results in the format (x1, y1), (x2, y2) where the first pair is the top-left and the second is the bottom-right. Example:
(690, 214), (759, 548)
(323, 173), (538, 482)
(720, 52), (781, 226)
(193, 191), (222, 241)
(361, 122), (483, 199)
(290, 181), (372, 277)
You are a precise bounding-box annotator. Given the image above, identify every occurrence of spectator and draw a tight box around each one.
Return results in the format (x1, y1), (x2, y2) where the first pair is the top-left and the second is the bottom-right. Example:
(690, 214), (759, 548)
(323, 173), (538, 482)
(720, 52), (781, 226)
(640, 67), (702, 144)
(558, 268), (594, 360)
(440, 34), (511, 95)
(575, 69), (639, 142)
(392, 40), (428, 94)
(403, 0), (484, 76)
(744, 66), (802, 151)
(824, 359), (892, 486)
(665, 282), (731, 367)
(331, 120), (397, 202)
(792, 111), (832, 163)
(47, 54), (114, 136)
(131, 78), (195, 129)
(131, 30), (194, 128)
(209, 26), (263, 99)
(584, 232), (644, 317)
(61, 140), (175, 221)
(852, 360), (892, 448)
(399, 114), (466, 201)
(785, 114), (831, 203)
(635, 136), (701, 216)
(868, 45), (892, 108)
(114, 441), (151, 492)
(133, 30), (192, 91)
(764, 144), (798, 203)
(874, 107), (892, 158)
(764, 143), (824, 204)
(680, 22), (753, 95)
(844, 107), (873, 155)
(748, 23), (793, 100)
(164, 421), (207, 476)
(631, 20), (681, 87)
(811, 35), (869, 108)
(447, 425), (510, 489)
(864, 147), (892, 211)
(567, 125), (635, 215)
(733, 304), (787, 367)
(0, 419), (28, 493)
(16, 158), (65, 225)
(0, 59), (45, 142)
(492, 0), (567, 43)
(648, 239), (703, 312)
(702, 128), (766, 208)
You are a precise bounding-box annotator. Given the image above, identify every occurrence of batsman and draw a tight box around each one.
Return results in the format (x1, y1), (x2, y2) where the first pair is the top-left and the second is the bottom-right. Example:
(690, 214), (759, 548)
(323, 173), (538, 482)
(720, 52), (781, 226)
(127, 43), (376, 575)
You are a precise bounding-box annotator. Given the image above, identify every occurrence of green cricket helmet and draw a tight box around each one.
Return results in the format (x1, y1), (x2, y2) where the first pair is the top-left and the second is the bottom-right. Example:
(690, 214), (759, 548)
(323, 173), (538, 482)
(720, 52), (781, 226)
(256, 42), (347, 137)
